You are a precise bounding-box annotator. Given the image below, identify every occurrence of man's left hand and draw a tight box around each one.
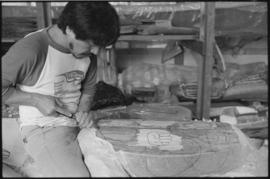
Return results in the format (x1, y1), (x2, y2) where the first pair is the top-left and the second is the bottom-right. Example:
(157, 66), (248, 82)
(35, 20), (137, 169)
(75, 111), (95, 128)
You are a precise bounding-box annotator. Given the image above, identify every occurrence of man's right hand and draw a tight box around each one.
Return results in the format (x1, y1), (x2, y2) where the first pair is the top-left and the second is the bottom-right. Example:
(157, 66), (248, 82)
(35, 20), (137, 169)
(34, 94), (71, 117)
(2, 87), (72, 117)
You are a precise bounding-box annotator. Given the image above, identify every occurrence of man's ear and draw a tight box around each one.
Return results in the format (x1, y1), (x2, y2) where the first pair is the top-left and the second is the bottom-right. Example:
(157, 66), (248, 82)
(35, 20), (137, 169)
(65, 26), (76, 39)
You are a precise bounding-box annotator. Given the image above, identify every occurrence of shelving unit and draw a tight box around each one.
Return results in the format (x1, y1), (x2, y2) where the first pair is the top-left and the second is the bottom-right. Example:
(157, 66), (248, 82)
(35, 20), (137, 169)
(196, 2), (216, 120)
(116, 2), (216, 120)
(1, 38), (19, 43)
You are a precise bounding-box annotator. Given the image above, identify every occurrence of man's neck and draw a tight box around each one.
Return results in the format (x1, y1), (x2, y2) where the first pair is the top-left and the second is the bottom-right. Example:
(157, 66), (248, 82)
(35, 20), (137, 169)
(48, 25), (70, 51)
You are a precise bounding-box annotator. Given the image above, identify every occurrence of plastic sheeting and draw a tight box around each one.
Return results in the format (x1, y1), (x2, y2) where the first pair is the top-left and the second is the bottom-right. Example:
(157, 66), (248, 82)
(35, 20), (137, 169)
(170, 74), (268, 102)
(78, 120), (255, 177)
(116, 2), (267, 36)
(119, 63), (198, 102)
(2, 118), (42, 177)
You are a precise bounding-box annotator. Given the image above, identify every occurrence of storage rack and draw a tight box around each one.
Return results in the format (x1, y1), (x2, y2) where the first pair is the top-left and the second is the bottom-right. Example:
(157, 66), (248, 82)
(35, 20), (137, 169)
(115, 2), (217, 120)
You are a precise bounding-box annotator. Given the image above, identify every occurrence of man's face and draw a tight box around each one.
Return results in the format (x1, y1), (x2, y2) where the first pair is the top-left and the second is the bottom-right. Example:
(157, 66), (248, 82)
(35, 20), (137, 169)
(66, 27), (100, 59)
(68, 39), (100, 59)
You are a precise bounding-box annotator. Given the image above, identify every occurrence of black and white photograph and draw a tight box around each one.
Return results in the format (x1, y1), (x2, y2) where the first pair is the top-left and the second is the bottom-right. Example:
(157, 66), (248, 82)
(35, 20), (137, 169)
(1, 1), (268, 177)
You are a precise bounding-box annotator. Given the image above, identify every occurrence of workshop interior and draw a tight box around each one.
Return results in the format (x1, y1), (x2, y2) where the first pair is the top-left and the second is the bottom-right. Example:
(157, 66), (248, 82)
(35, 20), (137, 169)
(2, 1), (268, 177)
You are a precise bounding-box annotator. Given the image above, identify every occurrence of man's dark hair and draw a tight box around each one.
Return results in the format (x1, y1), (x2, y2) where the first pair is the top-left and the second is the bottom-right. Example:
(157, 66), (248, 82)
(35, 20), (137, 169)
(57, 2), (120, 47)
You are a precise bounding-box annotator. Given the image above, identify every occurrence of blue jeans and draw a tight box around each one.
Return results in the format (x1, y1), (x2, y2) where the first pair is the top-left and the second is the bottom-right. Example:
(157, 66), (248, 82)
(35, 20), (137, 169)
(20, 126), (90, 177)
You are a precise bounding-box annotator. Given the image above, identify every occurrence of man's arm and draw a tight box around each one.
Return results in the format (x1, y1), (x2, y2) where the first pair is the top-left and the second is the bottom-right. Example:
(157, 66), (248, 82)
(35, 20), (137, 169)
(2, 33), (70, 117)
(2, 80), (36, 107)
(78, 54), (97, 112)
(77, 93), (95, 112)
(2, 80), (68, 116)
(75, 91), (96, 128)
(75, 54), (97, 127)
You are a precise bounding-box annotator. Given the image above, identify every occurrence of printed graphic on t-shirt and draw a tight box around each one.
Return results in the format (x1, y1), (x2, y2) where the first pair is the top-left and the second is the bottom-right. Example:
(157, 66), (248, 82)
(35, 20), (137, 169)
(54, 70), (85, 113)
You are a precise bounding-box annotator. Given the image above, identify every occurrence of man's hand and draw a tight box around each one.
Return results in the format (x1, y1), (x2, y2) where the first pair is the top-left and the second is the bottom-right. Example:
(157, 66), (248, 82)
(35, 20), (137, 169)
(34, 94), (71, 117)
(74, 111), (95, 128)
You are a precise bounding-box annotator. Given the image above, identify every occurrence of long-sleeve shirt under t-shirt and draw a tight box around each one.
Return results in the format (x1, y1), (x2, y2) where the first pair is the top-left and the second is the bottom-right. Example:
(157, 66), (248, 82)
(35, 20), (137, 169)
(2, 27), (97, 127)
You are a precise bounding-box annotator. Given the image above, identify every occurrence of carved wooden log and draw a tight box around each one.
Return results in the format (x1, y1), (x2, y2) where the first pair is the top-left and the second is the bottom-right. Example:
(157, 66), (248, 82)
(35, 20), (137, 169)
(126, 103), (192, 121)
(94, 103), (192, 122)
(96, 119), (251, 176)
(222, 82), (268, 102)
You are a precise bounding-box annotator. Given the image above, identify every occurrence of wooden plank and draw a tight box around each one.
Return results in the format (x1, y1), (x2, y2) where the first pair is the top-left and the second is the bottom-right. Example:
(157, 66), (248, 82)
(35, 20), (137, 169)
(214, 42), (226, 72)
(108, 46), (118, 86)
(196, 2), (215, 120)
(199, 2), (206, 42)
(174, 52), (184, 65)
(118, 35), (198, 41)
(161, 41), (183, 64)
(96, 47), (118, 85)
(1, 38), (18, 43)
(36, 2), (52, 29)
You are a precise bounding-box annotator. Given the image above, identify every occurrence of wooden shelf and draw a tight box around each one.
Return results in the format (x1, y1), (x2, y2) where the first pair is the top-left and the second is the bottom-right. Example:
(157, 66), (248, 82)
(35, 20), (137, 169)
(2, 35), (199, 43)
(1, 38), (19, 43)
(118, 34), (199, 41)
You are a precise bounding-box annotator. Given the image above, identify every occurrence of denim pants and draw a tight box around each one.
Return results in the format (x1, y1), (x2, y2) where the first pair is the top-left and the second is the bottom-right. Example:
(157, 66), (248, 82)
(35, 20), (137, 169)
(20, 125), (90, 177)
